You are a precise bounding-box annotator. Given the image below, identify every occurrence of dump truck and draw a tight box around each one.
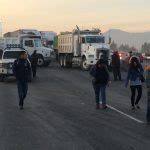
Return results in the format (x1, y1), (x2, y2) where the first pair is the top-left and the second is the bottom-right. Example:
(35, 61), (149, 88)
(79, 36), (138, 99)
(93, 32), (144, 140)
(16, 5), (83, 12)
(54, 27), (111, 70)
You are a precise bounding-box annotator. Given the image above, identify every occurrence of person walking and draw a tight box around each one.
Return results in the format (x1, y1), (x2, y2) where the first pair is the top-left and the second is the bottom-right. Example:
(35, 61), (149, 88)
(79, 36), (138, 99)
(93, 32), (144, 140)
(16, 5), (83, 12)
(31, 50), (38, 78)
(90, 59), (110, 109)
(125, 56), (144, 110)
(111, 51), (122, 81)
(13, 51), (31, 110)
(145, 65), (150, 124)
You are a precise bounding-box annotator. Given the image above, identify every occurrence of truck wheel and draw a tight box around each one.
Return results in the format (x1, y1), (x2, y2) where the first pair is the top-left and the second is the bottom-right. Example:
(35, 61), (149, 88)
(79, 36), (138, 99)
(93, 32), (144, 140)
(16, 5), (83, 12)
(66, 55), (72, 68)
(37, 55), (44, 67)
(0, 75), (5, 82)
(44, 61), (51, 67)
(63, 55), (67, 67)
(59, 55), (64, 67)
(81, 58), (90, 71)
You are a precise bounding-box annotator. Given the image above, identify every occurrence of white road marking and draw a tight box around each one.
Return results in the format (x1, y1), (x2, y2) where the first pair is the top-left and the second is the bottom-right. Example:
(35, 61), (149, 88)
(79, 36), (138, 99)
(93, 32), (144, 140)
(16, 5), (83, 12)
(107, 105), (144, 124)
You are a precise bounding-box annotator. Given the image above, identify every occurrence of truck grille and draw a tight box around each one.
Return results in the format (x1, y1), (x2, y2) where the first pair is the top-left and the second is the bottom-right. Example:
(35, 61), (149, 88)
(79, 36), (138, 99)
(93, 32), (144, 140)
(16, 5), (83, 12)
(96, 49), (102, 59)
(8, 63), (13, 69)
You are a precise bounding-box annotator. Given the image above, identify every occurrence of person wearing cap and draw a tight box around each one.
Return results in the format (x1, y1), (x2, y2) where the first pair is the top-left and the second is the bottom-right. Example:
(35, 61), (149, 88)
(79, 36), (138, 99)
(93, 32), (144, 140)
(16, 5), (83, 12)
(31, 50), (38, 78)
(13, 51), (31, 110)
(90, 59), (110, 109)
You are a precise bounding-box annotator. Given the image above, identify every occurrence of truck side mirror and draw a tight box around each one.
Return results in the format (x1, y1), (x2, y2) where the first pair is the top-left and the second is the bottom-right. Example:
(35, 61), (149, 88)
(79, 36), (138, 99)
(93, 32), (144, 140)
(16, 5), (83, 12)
(81, 38), (85, 44)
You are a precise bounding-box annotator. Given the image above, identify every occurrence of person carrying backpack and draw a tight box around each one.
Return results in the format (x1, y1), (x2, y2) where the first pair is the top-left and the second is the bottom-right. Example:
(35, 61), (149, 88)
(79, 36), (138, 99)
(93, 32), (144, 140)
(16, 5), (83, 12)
(90, 59), (110, 109)
(125, 56), (144, 110)
(13, 51), (31, 110)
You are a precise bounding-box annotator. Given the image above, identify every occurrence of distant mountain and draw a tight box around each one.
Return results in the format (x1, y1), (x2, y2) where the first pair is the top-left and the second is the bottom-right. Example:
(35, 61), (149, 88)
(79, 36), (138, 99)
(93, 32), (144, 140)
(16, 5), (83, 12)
(104, 29), (150, 50)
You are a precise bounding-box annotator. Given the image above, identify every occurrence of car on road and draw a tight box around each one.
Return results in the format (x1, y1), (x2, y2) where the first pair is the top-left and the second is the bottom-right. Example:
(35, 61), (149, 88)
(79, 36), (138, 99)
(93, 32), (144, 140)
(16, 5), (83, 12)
(0, 46), (31, 82)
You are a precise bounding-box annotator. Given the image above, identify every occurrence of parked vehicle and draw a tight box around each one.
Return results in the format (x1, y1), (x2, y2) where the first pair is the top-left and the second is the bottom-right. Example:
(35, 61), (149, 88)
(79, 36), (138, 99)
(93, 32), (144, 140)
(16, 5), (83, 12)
(40, 31), (57, 49)
(54, 27), (111, 70)
(128, 52), (144, 63)
(142, 53), (150, 60)
(0, 29), (53, 67)
(0, 45), (31, 82)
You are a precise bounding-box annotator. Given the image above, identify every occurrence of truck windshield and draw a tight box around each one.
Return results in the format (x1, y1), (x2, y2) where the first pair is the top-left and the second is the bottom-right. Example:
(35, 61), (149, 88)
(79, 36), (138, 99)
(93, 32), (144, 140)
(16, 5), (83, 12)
(86, 36), (105, 43)
(34, 39), (42, 47)
(3, 51), (23, 59)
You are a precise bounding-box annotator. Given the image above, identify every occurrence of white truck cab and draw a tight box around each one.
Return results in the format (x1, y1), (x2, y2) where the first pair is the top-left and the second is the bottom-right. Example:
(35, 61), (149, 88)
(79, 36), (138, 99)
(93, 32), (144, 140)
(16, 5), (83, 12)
(0, 46), (29, 82)
(79, 35), (110, 69)
(21, 37), (53, 66)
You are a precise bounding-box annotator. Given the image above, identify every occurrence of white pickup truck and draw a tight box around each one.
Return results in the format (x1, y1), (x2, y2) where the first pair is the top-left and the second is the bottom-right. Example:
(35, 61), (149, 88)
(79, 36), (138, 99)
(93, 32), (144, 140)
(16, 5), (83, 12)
(0, 46), (31, 82)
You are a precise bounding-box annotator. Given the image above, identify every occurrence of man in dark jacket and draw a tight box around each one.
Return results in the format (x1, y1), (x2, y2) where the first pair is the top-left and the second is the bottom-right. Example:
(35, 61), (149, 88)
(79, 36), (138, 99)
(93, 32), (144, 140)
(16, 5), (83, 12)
(13, 51), (31, 110)
(111, 51), (122, 81)
(90, 59), (110, 109)
(31, 50), (38, 78)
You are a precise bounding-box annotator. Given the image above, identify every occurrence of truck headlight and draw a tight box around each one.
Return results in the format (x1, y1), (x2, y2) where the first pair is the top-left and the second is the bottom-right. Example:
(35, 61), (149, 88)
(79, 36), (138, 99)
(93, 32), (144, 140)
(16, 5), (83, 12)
(9, 63), (13, 68)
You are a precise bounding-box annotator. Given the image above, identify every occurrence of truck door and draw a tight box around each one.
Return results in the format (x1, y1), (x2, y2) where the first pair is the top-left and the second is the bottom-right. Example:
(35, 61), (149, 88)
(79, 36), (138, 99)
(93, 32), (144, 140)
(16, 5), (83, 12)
(81, 37), (90, 57)
(23, 38), (35, 55)
(81, 37), (87, 55)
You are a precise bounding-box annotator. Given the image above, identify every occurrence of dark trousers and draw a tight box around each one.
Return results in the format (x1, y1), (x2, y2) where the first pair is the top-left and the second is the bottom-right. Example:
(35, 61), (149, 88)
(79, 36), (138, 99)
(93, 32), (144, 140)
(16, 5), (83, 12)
(32, 65), (37, 77)
(112, 67), (122, 81)
(17, 80), (28, 106)
(130, 85), (142, 107)
(147, 89), (150, 122)
(93, 83), (107, 105)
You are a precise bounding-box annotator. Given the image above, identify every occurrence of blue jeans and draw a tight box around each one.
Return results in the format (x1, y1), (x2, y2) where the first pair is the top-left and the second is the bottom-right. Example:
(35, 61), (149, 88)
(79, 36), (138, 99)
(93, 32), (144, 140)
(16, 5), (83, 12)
(17, 80), (28, 106)
(93, 83), (107, 105)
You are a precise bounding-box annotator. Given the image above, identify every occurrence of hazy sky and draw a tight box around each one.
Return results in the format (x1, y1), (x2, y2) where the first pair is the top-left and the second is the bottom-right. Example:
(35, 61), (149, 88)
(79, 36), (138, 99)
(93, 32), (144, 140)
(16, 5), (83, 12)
(0, 0), (150, 34)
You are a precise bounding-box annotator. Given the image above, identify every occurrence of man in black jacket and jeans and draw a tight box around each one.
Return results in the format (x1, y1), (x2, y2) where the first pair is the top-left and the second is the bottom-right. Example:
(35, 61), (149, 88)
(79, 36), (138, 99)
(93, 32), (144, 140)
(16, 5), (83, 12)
(31, 50), (38, 78)
(90, 59), (110, 109)
(13, 51), (31, 110)
(111, 51), (122, 81)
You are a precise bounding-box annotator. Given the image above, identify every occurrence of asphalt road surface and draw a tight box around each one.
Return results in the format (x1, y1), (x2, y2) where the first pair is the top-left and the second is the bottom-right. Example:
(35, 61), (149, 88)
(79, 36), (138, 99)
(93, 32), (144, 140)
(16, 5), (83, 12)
(0, 62), (150, 150)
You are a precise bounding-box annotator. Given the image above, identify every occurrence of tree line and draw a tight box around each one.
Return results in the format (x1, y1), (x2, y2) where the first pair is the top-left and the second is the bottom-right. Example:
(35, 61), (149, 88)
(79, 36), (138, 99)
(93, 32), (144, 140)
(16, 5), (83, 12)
(110, 41), (150, 53)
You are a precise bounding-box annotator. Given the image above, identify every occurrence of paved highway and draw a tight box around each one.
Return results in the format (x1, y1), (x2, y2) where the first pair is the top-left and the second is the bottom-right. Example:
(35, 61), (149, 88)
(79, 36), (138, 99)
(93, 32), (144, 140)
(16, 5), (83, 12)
(0, 62), (150, 150)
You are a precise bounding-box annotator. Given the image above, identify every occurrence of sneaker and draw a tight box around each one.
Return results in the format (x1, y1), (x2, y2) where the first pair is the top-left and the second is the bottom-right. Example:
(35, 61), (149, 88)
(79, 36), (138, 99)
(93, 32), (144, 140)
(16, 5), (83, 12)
(131, 106), (135, 110)
(19, 106), (24, 110)
(135, 104), (140, 109)
(96, 104), (100, 109)
(102, 104), (108, 109)
(147, 121), (150, 125)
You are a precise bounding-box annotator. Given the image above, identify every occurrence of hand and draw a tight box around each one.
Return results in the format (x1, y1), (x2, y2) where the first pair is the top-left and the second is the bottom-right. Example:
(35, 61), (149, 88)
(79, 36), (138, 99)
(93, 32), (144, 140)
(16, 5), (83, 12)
(107, 81), (111, 87)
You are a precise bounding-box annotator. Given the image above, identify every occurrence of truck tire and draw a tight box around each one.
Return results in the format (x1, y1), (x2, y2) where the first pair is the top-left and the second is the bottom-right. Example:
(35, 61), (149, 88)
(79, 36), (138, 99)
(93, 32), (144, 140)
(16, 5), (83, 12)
(59, 55), (64, 67)
(81, 58), (90, 71)
(44, 61), (51, 67)
(0, 75), (5, 82)
(63, 55), (67, 67)
(37, 55), (44, 67)
(66, 55), (72, 68)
